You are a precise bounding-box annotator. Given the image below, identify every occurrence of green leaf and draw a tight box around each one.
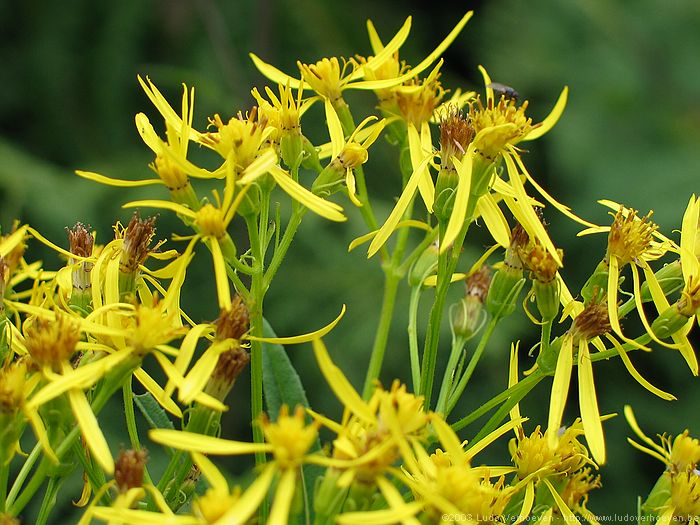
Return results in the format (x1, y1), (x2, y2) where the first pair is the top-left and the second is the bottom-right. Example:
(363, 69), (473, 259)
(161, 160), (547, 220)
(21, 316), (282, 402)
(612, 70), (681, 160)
(134, 392), (174, 431)
(261, 318), (322, 524)
(261, 318), (314, 421)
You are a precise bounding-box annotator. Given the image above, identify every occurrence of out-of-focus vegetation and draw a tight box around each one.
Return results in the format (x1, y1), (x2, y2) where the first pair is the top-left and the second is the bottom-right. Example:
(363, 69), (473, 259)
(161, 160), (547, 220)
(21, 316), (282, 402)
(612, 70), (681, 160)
(2, 0), (699, 516)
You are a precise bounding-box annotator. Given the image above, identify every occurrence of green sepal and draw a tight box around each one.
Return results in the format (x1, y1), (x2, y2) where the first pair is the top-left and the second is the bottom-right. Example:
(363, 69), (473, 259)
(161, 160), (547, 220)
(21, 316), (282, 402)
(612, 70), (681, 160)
(581, 260), (609, 302)
(537, 335), (563, 376)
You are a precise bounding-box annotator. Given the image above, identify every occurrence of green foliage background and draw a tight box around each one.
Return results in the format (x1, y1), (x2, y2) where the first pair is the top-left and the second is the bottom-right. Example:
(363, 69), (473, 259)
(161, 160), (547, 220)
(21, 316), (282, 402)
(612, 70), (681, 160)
(1, 0), (699, 518)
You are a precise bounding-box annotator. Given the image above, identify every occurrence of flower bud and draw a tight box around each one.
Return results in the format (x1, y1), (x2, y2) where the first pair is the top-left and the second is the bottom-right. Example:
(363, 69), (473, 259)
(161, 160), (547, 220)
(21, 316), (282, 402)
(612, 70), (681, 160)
(451, 267), (491, 339)
(114, 449), (148, 493)
(301, 136), (323, 172)
(486, 223), (528, 319)
(408, 243), (439, 287)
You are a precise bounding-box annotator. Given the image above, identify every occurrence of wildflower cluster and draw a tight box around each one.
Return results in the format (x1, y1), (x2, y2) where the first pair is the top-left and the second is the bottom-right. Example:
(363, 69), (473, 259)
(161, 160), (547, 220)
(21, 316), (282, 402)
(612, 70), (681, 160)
(0, 9), (697, 525)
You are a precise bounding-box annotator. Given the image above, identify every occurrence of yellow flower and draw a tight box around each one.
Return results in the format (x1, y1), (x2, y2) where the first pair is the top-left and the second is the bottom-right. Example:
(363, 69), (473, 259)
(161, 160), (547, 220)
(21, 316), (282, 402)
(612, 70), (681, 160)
(77, 77), (204, 210)
(78, 449), (188, 525)
(319, 111), (387, 206)
(645, 195), (700, 375)
(150, 405), (321, 525)
(625, 405), (700, 473)
(250, 12), (473, 108)
(625, 405), (700, 521)
(367, 67), (572, 260)
(546, 298), (609, 466)
(308, 338), (429, 486)
(579, 201), (679, 355)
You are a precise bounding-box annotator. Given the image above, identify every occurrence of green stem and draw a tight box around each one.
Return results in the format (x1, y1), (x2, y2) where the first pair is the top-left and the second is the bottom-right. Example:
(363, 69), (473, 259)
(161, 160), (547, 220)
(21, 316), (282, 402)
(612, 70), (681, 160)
(451, 370), (544, 432)
(407, 286), (422, 393)
(362, 270), (401, 399)
(122, 379), (153, 486)
(7, 456), (50, 516)
(467, 371), (544, 445)
(590, 333), (652, 362)
(5, 442), (42, 510)
(34, 474), (63, 525)
(0, 459), (7, 512)
(420, 217), (473, 407)
(540, 320), (553, 360)
(446, 318), (498, 415)
(435, 332), (468, 415)
(419, 223), (450, 404)
(264, 207), (305, 291)
(245, 215), (266, 460)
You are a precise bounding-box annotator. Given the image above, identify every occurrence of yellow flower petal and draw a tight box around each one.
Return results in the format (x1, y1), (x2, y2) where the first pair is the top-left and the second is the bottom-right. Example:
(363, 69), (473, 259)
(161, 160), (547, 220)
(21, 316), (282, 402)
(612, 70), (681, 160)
(606, 335), (675, 401)
(179, 340), (231, 405)
(441, 155), (473, 253)
(510, 150), (596, 228)
(27, 352), (129, 410)
(209, 239), (232, 310)
(352, 12), (473, 92)
(150, 429), (273, 455)
(392, 11), (474, 83)
(577, 341), (605, 464)
(325, 99), (345, 159)
(542, 479), (577, 522)
(311, 338), (374, 424)
(430, 413), (465, 465)
(509, 343), (521, 427)
(26, 226), (89, 262)
(75, 169), (164, 188)
(336, 503), (424, 525)
(138, 76), (203, 143)
(548, 333), (573, 448)
(476, 193), (510, 248)
(27, 409), (59, 464)
(237, 148), (279, 185)
(268, 469), (297, 525)
(478, 64), (494, 106)
(68, 389), (114, 474)
(134, 368), (184, 418)
(214, 464), (276, 525)
(122, 199), (197, 219)
(249, 53), (304, 90)
(408, 122), (434, 212)
(192, 451), (229, 493)
(249, 304), (345, 345)
(523, 86), (568, 141)
(503, 154), (561, 266)
(623, 405), (668, 458)
(348, 220), (431, 252)
(268, 165), (347, 222)
(91, 508), (198, 525)
(467, 416), (525, 461)
(514, 481), (535, 525)
(680, 194), (700, 281)
(351, 17), (412, 82)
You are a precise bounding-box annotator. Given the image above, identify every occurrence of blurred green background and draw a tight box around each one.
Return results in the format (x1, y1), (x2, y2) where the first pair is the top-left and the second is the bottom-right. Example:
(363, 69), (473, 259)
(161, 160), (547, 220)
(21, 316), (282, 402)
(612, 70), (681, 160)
(2, 0), (699, 519)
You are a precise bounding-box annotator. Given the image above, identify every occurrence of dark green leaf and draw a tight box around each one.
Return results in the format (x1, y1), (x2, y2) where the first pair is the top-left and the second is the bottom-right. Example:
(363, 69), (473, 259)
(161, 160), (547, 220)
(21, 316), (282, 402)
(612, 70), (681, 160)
(134, 392), (175, 431)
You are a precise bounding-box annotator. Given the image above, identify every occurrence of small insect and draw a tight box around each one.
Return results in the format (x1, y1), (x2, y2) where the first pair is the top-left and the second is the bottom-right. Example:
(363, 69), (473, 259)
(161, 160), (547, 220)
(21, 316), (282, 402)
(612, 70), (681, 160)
(487, 82), (519, 103)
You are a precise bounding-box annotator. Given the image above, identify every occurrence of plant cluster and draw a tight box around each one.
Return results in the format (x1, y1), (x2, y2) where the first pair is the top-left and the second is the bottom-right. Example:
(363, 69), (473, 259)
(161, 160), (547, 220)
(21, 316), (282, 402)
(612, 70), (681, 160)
(0, 11), (698, 524)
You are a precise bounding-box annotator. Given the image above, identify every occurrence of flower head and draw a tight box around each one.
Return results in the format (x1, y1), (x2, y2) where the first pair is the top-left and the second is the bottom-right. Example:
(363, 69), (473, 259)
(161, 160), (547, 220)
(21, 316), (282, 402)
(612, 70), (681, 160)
(607, 207), (658, 267)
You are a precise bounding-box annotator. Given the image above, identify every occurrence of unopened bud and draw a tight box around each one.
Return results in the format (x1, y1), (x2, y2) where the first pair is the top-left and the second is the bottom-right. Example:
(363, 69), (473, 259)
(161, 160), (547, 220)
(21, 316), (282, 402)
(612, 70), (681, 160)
(408, 243), (439, 287)
(114, 449), (148, 493)
(451, 268), (491, 340)
(67, 223), (94, 312)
